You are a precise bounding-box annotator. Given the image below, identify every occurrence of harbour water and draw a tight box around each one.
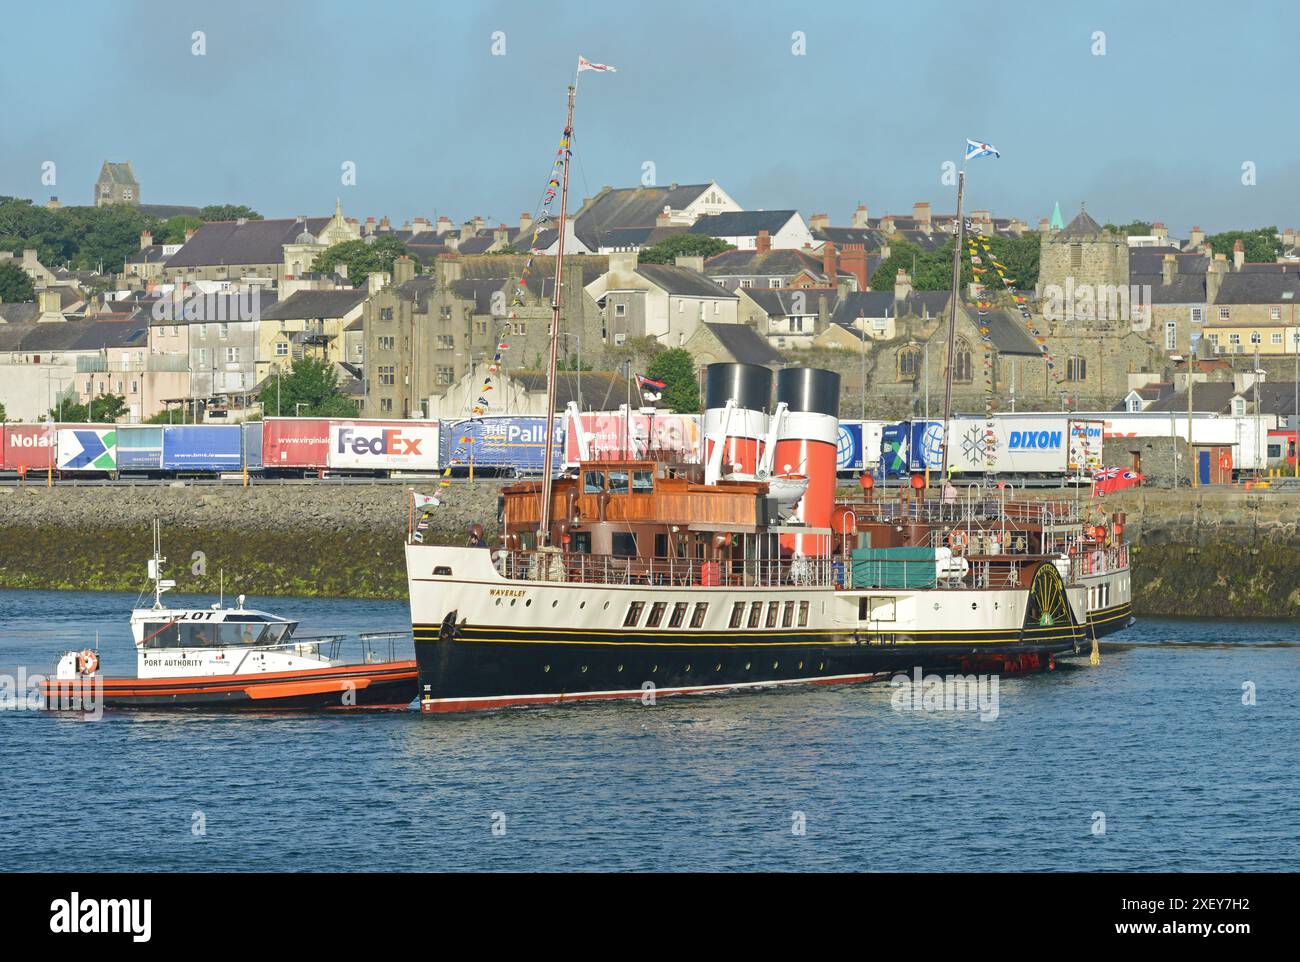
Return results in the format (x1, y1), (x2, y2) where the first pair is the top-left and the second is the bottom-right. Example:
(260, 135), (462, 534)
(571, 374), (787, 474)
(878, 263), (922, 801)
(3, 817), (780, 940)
(0, 588), (1296, 872)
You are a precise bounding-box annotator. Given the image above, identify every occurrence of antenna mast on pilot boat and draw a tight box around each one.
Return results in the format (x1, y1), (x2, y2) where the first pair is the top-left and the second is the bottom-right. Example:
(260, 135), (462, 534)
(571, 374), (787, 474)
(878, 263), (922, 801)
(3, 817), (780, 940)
(538, 56), (617, 546)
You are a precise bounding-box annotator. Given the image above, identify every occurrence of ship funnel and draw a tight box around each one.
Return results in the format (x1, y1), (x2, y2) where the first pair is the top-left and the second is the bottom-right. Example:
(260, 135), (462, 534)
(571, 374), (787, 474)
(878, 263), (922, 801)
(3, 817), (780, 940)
(774, 367), (841, 556)
(703, 362), (772, 479)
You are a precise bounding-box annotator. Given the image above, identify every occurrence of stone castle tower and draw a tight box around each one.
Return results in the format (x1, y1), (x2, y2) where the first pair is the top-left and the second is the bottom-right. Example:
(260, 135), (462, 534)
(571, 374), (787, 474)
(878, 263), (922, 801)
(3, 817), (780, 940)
(1036, 207), (1129, 299)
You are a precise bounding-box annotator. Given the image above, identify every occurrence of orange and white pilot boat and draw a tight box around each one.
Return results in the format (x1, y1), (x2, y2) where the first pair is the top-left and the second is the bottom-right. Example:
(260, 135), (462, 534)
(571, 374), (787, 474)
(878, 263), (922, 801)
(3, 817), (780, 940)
(41, 529), (417, 711)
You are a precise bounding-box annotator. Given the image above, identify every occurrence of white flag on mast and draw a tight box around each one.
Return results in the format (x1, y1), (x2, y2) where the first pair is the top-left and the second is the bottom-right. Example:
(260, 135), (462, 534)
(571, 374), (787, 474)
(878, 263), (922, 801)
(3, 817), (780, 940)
(577, 55), (617, 73)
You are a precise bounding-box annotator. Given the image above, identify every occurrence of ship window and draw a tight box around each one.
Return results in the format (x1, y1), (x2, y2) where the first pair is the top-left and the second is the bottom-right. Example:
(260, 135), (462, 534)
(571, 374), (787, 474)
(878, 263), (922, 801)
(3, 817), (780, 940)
(646, 602), (667, 628)
(433, 566), (452, 576)
(798, 601), (810, 627)
(729, 602), (745, 629)
(765, 602), (780, 628)
(623, 602), (645, 627)
(632, 470), (653, 494)
(141, 622), (181, 648)
(669, 602), (689, 628)
(583, 470), (604, 494)
(747, 602), (763, 629)
(690, 602), (709, 628)
(782, 601), (795, 628)
(569, 531), (591, 554)
(654, 533), (668, 557)
(608, 470), (629, 494)
(612, 532), (638, 558)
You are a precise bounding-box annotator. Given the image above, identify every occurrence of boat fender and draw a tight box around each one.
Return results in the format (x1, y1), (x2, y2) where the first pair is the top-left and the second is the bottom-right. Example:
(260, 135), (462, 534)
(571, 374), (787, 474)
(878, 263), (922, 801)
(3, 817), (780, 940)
(77, 650), (99, 675)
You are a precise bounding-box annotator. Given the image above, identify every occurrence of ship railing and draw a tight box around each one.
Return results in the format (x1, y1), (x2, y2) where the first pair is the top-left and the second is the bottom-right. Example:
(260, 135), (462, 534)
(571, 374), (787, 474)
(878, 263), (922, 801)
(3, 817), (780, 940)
(1067, 542), (1130, 580)
(492, 549), (833, 589)
(838, 497), (1083, 527)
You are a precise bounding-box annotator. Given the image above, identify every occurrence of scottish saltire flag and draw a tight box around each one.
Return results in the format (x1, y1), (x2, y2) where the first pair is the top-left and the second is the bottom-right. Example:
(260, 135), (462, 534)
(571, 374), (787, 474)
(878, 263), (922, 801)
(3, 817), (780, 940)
(965, 139), (1000, 161)
(578, 56), (618, 72)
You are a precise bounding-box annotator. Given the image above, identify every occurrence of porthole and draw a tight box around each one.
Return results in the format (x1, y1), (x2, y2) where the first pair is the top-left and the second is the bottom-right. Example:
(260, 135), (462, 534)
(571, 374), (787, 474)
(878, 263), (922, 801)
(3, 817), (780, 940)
(744, 661), (751, 670)
(525, 599), (532, 607)
(684, 664), (691, 673)
(650, 664), (658, 673)
(818, 661), (825, 671)
(495, 598), (502, 606)
(714, 663), (722, 672)
(616, 664), (624, 673)
(580, 665), (588, 674)
(552, 600), (558, 608)
(798, 661), (804, 670)
(603, 601), (609, 610)
(773, 661), (779, 670)
(510, 599), (517, 606)
(580, 601), (586, 609)
(543, 664), (551, 673)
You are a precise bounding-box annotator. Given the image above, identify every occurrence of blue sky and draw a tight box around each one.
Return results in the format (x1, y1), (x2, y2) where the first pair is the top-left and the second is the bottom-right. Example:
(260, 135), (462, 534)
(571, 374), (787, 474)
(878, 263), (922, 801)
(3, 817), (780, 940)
(1, 0), (1295, 234)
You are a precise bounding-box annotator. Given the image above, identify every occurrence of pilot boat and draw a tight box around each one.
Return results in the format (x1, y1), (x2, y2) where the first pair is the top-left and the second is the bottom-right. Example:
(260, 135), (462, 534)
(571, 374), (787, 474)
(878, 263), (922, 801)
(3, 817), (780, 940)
(42, 534), (417, 711)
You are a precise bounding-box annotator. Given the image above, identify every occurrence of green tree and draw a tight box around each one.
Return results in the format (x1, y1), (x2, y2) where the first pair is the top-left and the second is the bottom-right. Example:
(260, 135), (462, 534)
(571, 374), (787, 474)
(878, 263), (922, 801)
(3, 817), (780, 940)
(646, 348), (699, 413)
(199, 205), (262, 222)
(63, 205), (162, 273)
(1101, 221), (1155, 236)
(869, 234), (1040, 293)
(0, 261), (35, 302)
(263, 357), (359, 417)
(51, 393), (128, 423)
(157, 215), (204, 245)
(0, 400), (7, 421)
(311, 236), (420, 287)
(1206, 227), (1282, 265)
(639, 234), (735, 264)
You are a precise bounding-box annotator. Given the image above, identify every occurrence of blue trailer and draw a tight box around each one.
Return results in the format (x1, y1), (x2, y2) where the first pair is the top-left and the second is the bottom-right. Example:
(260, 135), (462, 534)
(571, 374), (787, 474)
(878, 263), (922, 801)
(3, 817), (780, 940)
(440, 416), (565, 475)
(116, 426), (164, 472)
(161, 425), (243, 472)
(241, 422), (263, 471)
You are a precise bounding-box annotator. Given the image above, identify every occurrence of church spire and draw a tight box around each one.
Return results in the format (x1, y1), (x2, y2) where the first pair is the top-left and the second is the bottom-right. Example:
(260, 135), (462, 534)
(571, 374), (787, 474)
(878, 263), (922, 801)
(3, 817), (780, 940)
(1050, 200), (1064, 231)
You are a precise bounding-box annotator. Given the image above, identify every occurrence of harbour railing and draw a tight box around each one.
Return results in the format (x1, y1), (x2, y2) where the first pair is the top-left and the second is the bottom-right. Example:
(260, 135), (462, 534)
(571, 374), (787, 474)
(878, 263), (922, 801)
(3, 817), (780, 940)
(1067, 542), (1129, 579)
(492, 549), (833, 589)
(838, 497), (1084, 527)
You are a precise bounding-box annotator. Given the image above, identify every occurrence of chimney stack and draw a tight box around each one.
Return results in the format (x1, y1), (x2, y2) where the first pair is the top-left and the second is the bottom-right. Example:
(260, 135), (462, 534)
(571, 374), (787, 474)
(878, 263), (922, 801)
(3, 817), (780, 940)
(655, 206), (673, 227)
(139, 230), (152, 250)
(838, 243), (868, 290)
(519, 212), (533, 233)
(851, 203), (869, 229)
(392, 255), (416, 285)
(1162, 253), (1176, 286)
(1207, 254), (1228, 303)
(912, 202), (932, 228)
(810, 212), (830, 232)
(894, 268), (913, 303)
(822, 241), (837, 282)
(436, 215), (453, 235)
(1153, 221), (1168, 241)
(368, 271), (391, 295)
(1190, 225), (1205, 247)
(756, 229), (771, 254)
(1233, 239), (1245, 271)
(185, 227), (197, 242)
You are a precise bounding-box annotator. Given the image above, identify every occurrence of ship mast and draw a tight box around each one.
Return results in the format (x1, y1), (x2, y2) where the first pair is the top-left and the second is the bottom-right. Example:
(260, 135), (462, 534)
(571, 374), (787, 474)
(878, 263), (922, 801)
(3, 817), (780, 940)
(939, 167), (966, 480)
(537, 81), (577, 547)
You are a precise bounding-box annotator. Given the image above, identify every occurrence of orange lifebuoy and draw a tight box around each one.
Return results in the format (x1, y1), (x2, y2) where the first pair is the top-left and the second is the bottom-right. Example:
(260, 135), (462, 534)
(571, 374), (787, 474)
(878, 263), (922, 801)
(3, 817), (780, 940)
(77, 650), (99, 675)
(948, 530), (968, 550)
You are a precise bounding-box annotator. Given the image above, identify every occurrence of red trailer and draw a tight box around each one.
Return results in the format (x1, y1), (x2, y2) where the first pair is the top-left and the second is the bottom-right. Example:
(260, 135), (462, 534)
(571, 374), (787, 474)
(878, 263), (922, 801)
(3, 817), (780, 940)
(261, 417), (332, 471)
(2, 424), (55, 474)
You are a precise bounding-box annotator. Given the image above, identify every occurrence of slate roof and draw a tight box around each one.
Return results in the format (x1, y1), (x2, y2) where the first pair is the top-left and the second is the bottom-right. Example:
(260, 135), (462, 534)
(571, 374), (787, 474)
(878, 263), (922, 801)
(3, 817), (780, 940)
(126, 245), (170, 265)
(814, 226), (888, 248)
(573, 183), (713, 250)
(980, 310), (1041, 356)
(166, 217), (331, 268)
(508, 371), (634, 411)
(830, 291), (895, 325)
(452, 278), (508, 313)
(635, 264), (740, 298)
(1213, 273), (1300, 305)
(138, 204), (202, 220)
(262, 289), (368, 320)
(599, 225), (689, 249)
(702, 323), (783, 366)
(744, 288), (836, 316)
(1146, 383), (1242, 414)
(0, 318), (147, 352)
(687, 210), (798, 238)
(0, 303), (40, 324)
(703, 248), (842, 280)
(1058, 210), (1104, 238)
